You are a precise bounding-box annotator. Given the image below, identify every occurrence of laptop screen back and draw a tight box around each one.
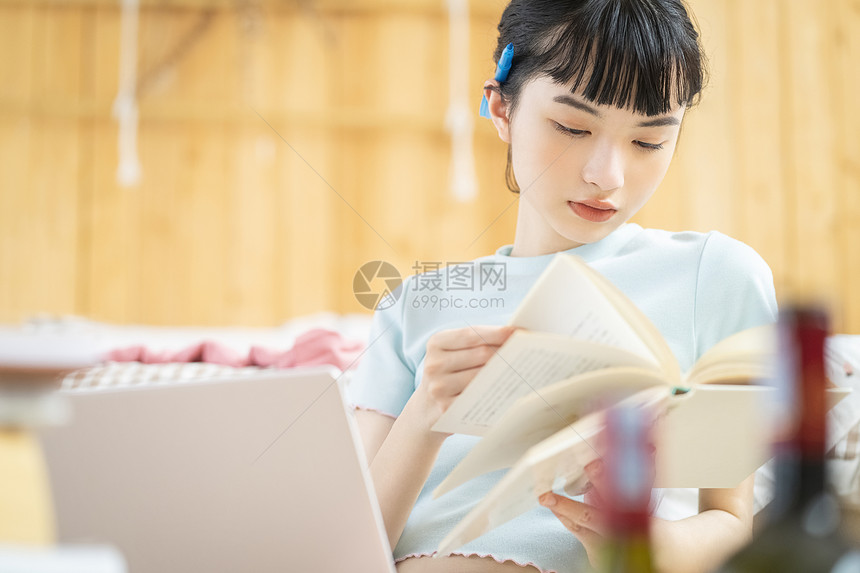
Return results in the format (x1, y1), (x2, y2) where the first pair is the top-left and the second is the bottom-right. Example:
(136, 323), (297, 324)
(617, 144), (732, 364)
(38, 367), (396, 573)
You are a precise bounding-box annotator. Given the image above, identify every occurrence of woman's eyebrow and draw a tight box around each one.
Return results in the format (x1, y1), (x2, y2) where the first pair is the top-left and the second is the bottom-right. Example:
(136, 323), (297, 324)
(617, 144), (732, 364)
(552, 93), (680, 127)
(553, 94), (603, 118)
(636, 116), (681, 128)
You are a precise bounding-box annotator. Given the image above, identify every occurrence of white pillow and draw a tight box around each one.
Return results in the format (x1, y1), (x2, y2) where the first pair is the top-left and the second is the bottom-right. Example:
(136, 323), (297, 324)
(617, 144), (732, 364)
(826, 335), (860, 499)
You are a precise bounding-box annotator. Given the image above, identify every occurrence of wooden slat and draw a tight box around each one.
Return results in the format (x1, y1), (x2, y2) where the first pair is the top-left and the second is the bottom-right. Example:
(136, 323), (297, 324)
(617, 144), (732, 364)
(728, 0), (787, 294)
(273, 12), (339, 320)
(835, 0), (860, 333)
(0, 4), (33, 101)
(0, 4), (33, 321)
(0, 0), (505, 20)
(781, 0), (840, 321)
(132, 10), (233, 325)
(12, 6), (81, 319)
(86, 7), (137, 322)
(279, 125), (338, 317)
(75, 6), (95, 318)
(325, 12), (356, 315)
(25, 117), (80, 317)
(134, 121), (181, 324)
(336, 14), (414, 310)
(680, 0), (736, 236)
(0, 115), (31, 322)
(184, 124), (228, 325)
(222, 124), (279, 325)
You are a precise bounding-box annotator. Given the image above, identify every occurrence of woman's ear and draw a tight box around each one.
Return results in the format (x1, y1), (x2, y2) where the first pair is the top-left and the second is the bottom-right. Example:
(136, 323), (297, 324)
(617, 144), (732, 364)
(484, 80), (511, 143)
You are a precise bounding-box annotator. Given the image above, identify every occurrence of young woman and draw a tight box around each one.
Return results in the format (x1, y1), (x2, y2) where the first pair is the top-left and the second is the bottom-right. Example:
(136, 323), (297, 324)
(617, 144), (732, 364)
(350, 1), (777, 572)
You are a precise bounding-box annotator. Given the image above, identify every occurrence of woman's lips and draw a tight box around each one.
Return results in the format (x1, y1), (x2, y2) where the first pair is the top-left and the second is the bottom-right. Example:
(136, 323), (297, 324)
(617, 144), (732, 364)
(568, 200), (617, 223)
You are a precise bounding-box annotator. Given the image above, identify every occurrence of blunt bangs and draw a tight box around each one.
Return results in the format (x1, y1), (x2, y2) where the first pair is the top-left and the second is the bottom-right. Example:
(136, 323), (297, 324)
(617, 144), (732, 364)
(498, 0), (705, 117)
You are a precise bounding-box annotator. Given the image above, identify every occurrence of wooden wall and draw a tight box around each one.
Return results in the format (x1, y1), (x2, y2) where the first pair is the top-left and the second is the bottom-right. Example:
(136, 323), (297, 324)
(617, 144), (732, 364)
(0, 0), (857, 332)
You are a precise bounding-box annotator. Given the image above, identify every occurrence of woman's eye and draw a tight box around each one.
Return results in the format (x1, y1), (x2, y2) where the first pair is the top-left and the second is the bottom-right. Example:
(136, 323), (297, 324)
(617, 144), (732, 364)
(553, 122), (588, 137)
(635, 140), (665, 152)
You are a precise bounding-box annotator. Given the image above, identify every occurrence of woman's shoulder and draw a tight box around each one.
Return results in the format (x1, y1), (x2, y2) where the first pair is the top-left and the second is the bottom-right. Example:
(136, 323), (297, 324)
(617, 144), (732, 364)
(631, 226), (748, 250)
(627, 227), (771, 275)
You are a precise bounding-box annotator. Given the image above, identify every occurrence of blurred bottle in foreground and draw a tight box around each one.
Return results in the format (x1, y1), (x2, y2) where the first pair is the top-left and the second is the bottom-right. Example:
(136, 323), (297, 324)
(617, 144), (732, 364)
(716, 306), (860, 572)
(600, 404), (656, 573)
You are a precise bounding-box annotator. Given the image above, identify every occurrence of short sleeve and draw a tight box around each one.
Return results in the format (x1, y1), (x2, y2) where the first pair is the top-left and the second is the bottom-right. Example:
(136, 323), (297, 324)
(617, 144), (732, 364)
(346, 278), (416, 418)
(693, 232), (778, 358)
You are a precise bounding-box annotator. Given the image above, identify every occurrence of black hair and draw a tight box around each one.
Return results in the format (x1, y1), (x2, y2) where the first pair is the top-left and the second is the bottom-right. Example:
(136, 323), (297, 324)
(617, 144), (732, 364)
(490, 0), (708, 193)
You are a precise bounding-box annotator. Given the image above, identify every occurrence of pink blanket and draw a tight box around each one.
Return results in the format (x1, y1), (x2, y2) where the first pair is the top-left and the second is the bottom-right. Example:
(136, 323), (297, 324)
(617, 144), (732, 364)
(107, 328), (365, 371)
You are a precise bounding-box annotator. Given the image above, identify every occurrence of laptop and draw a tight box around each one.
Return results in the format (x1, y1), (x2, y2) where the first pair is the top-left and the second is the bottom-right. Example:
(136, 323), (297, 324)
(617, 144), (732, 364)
(37, 366), (397, 573)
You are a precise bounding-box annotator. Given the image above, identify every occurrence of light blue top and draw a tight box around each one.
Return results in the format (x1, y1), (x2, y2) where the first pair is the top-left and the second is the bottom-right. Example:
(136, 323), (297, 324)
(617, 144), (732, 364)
(348, 223), (778, 573)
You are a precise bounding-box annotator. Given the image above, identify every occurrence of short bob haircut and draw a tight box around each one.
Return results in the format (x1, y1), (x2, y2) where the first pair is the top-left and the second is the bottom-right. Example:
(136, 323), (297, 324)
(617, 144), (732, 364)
(490, 0), (708, 193)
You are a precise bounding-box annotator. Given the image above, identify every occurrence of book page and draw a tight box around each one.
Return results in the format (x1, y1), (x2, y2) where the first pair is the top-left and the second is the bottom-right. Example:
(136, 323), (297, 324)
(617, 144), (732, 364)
(434, 368), (667, 498)
(656, 385), (773, 487)
(509, 255), (659, 366)
(685, 325), (776, 386)
(432, 331), (659, 436)
(559, 255), (681, 379)
(436, 413), (605, 556)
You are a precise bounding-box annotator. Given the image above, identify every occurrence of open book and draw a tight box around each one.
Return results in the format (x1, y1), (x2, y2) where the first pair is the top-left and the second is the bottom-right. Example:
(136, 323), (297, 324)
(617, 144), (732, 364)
(430, 253), (849, 555)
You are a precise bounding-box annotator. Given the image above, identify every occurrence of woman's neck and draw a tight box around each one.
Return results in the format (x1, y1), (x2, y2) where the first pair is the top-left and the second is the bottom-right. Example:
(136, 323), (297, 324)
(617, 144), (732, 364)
(509, 207), (584, 257)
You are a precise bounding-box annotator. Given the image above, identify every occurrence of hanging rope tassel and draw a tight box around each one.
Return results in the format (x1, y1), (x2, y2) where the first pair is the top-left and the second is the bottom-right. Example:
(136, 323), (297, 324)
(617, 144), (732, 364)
(445, 0), (478, 202)
(113, 0), (142, 188)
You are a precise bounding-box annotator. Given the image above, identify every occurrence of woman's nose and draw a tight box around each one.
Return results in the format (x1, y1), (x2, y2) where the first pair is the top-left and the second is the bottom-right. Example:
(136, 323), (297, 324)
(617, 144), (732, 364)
(581, 142), (625, 192)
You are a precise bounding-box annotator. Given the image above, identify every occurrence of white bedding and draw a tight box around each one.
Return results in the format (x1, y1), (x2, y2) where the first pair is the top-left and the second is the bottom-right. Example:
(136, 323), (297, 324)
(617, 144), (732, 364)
(826, 335), (860, 501)
(0, 313), (373, 369)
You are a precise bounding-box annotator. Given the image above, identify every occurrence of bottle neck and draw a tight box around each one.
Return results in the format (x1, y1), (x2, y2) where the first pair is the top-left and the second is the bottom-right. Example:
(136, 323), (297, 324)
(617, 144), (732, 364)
(606, 510), (651, 539)
(770, 308), (830, 516)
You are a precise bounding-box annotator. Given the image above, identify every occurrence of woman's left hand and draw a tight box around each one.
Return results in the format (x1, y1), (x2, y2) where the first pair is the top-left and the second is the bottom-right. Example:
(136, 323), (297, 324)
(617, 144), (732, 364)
(539, 459), (611, 568)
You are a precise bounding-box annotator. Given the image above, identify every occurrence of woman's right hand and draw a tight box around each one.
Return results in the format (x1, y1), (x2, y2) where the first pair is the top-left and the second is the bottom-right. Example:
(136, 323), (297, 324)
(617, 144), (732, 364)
(412, 325), (519, 432)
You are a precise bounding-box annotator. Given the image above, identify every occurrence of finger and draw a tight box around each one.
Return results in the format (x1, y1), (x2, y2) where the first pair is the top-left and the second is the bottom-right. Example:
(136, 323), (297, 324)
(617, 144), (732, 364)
(568, 521), (602, 546)
(539, 493), (609, 537)
(648, 443), (658, 485)
(423, 364), (483, 401)
(584, 486), (605, 509)
(429, 325), (517, 351)
(567, 525), (604, 570)
(545, 505), (605, 567)
(583, 460), (607, 506)
(542, 500), (606, 570)
(435, 344), (504, 373)
(562, 471), (592, 497)
(584, 459), (604, 482)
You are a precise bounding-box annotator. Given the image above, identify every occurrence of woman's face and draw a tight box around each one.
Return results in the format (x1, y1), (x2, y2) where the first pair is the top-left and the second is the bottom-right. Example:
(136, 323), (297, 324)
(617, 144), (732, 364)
(492, 75), (686, 256)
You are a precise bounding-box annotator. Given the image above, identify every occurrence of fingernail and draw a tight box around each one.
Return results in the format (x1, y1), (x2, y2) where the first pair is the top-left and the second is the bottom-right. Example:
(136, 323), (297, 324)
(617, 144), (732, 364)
(540, 493), (556, 507)
(585, 460), (603, 477)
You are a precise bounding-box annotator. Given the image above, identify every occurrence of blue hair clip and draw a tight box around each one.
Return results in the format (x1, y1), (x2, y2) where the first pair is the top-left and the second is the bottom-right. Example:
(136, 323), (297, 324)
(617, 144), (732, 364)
(479, 43), (514, 119)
